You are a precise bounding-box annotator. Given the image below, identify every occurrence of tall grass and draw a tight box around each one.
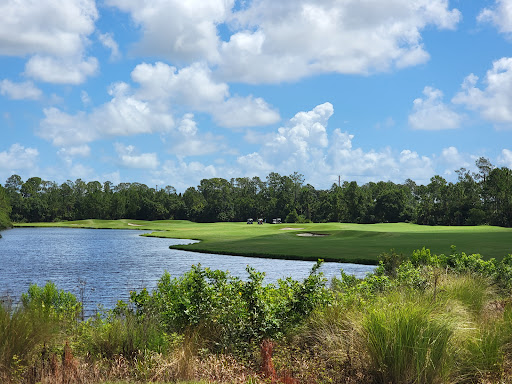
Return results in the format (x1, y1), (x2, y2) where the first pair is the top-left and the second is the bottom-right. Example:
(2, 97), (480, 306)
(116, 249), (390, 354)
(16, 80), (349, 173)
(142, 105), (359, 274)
(360, 291), (454, 384)
(0, 303), (60, 382)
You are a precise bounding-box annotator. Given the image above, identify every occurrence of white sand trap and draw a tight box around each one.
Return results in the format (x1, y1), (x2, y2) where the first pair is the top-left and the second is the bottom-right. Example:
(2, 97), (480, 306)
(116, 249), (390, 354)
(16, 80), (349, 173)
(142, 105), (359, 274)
(127, 223), (142, 226)
(296, 232), (329, 237)
(280, 227), (304, 230)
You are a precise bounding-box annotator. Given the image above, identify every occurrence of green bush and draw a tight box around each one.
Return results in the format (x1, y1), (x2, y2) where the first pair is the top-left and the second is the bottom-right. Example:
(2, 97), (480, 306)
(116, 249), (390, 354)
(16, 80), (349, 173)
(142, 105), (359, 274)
(21, 281), (81, 323)
(129, 262), (331, 354)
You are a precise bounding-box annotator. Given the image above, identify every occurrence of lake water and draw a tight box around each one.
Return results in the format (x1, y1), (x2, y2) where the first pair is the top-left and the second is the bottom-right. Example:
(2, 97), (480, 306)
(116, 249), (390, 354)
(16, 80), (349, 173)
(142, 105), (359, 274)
(0, 227), (376, 315)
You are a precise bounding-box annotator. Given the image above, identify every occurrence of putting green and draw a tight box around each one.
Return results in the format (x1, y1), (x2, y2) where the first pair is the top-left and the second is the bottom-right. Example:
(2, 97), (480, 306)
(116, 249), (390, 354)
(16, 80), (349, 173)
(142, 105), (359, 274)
(14, 220), (512, 264)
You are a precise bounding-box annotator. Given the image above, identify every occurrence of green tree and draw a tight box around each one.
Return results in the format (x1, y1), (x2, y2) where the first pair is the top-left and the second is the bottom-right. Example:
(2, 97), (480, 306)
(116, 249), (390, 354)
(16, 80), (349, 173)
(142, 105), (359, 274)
(0, 185), (11, 229)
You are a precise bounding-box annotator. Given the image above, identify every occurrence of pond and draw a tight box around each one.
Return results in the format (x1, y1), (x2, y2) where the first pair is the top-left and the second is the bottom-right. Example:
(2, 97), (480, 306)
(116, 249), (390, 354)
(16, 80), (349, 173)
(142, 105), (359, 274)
(0, 227), (376, 315)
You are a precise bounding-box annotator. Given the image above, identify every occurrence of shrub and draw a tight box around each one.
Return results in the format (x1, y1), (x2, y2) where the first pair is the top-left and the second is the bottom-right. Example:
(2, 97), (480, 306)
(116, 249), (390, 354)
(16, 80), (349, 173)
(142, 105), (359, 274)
(21, 281), (81, 324)
(129, 262), (331, 355)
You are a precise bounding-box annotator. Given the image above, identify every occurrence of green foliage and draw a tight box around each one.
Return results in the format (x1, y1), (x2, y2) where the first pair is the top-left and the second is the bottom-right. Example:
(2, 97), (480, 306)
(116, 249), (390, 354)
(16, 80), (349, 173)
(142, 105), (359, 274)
(6, 159), (512, 227)
(21, 281), (81, 323)
(0, 185), (11, 229)
(129, 261), (330, 354)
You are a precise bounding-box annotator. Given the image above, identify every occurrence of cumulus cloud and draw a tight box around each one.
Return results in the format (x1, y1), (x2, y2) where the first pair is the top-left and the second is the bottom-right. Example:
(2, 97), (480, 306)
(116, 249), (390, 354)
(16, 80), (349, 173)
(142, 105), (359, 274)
(0, 79), (42, 100)
(25, 55), (98, 85)
(408, 86), (462, 130)
(105, 0), (459, 84)
(132, 62), (228, 107)
(218, 0), (461, 83)
(38, 81), (174, 147)
(106, 0), (233, 63)
(236, 103), (441, 187)
(131, 61), (280, 128)
(0, 0), (99, 85)
(478, 0), (512, 34)
(211, 96), (280, 128)
(169, 114), (225, 158)
(0, 0), (97, 57)
(114, 143), (159, 169)
(499, 148), (512, 167)
(453, 57), (512, 125)
(0, 144), (39, 172)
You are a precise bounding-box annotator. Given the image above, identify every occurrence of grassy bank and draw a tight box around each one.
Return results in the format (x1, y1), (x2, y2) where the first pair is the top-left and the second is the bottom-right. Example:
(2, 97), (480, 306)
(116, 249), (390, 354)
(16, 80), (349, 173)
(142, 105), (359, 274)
(15, 219), (512, 263)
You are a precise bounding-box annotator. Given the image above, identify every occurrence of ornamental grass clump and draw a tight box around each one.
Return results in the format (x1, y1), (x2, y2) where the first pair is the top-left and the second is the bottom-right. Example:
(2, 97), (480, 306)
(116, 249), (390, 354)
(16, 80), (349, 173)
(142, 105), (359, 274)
(0, 302), (61, 382)
(360, 292), (454, 384)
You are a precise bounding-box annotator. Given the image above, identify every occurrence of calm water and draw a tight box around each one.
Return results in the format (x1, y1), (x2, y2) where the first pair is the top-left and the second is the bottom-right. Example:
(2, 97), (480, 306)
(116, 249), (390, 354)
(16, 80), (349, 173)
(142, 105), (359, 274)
(0, 227), (375, 314)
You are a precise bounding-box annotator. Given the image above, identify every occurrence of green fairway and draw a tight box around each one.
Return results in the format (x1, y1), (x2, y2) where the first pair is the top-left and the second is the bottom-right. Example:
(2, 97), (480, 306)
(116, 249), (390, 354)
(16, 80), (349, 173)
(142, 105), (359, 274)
(14, 219), (512, 264)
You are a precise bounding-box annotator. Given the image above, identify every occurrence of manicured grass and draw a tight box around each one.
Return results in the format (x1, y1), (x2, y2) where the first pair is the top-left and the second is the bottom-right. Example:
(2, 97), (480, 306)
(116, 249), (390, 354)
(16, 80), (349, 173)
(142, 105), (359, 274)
(15, 220), (512, 264)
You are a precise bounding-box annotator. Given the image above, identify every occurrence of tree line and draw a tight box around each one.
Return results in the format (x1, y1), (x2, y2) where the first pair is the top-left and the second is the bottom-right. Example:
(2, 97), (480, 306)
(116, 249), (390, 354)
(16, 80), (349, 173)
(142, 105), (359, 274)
(1, 157), (511, 227)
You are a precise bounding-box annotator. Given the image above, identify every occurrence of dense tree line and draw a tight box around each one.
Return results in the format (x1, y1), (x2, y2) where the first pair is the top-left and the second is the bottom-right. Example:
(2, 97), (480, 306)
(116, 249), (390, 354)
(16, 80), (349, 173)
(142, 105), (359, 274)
(2, 158), (512, 227)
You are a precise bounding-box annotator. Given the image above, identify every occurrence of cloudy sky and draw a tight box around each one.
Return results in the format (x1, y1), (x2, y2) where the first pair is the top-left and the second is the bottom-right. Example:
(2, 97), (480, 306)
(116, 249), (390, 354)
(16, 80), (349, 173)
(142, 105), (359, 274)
(2, 0), (512, 191)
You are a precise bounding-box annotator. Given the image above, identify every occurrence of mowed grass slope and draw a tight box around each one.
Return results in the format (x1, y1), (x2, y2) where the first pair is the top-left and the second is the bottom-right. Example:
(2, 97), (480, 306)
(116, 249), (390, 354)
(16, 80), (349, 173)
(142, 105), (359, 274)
(15, 220), (512, 264)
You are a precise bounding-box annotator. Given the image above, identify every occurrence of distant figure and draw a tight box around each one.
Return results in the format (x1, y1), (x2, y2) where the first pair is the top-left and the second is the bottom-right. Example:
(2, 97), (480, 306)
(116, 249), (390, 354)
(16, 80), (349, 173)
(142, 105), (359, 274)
(247, 218), (253, 224)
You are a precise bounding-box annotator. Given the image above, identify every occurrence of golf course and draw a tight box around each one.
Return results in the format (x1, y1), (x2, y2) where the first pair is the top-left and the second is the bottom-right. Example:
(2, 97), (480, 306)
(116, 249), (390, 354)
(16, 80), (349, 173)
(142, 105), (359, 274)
(15, 219), (512, 264)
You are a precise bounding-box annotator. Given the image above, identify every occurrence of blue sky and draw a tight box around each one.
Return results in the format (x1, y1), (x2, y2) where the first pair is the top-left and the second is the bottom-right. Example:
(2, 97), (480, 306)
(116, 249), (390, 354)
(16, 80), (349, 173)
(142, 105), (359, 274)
(2, 0), (512, 192)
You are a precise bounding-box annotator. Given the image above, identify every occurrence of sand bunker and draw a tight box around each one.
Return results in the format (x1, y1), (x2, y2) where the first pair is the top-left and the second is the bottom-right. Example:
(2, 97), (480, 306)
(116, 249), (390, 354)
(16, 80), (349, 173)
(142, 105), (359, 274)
(296, 232), (329, 237)
(280, 227), (304, 230)
(127, 223), (142, 226)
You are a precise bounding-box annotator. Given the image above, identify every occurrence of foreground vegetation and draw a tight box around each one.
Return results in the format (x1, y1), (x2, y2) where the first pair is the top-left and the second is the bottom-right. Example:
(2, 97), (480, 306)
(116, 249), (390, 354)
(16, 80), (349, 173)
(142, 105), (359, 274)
(4, 157), (512, 228)
(16, 219), (512, 264)
(3, 246), (512, 383)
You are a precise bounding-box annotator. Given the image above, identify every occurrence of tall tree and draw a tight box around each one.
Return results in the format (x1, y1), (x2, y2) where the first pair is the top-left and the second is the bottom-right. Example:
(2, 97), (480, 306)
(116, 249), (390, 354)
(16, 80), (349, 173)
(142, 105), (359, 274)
(0, 185), (11, 229)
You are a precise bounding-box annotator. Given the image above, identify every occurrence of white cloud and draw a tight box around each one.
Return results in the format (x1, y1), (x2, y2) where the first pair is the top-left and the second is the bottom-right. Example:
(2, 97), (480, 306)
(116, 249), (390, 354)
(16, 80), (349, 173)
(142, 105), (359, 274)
(157, 159), (218, 191)
(211, 96), (280, 128)
(38, 81), (175, 146)
(218, 0), (461, 83)
(131, 61), (280, 128)
(169, 114), (224, 158)
(0, 0), (99, 85)
(0, 79), (42, 100)
(0, 144), (39, 172)
(114, 143), (159, 169)
(69, 163), (95, 180)
(106, 0), (233, 63)
(478, 0), (512, 34)
(25, 55), (98, 85)
(0, 0), (97, 57)
(132, 62), (228, 107)
(236, 103), (440, 187)
(98, 32), (121, 60)
(57, 145), (91, 158)
(408, 86), (462, 130)
(106, 0), (459, 84)
(453, 57), (512, 125)
(81, 90), (91, 105)
(439, 146), (471, 176)
(499, 149), (512, 167)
